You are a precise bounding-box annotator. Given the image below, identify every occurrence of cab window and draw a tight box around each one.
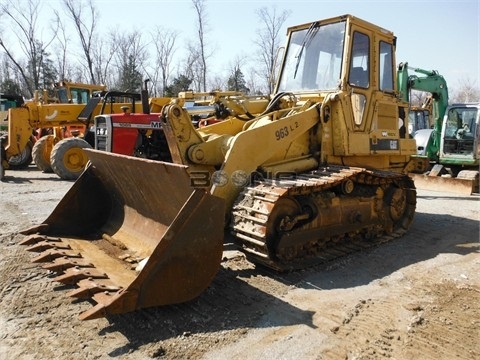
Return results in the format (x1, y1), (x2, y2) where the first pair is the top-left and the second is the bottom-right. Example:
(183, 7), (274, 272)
(379, 41), (394, 92)
(70, 89), (90, 104)
(348, 32), (369, 88)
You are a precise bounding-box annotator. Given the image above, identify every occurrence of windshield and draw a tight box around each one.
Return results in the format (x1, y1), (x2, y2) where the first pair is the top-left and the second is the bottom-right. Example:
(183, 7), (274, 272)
(57, 88), (69, 103)
(70, 89), (91, 104)
(444, 107), (477, 139)
(277, 21), (345, 92)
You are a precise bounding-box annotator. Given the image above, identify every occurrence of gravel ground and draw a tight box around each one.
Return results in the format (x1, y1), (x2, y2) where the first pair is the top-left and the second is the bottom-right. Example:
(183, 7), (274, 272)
(1, 164), (479, 359)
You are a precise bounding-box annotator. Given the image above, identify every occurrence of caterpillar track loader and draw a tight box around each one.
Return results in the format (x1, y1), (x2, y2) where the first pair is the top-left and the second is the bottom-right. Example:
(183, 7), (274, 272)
(21, 14), (427, 320)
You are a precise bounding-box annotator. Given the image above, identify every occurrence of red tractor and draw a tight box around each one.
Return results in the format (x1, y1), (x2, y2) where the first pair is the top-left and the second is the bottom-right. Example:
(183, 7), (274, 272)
(94, 108), (172, 161)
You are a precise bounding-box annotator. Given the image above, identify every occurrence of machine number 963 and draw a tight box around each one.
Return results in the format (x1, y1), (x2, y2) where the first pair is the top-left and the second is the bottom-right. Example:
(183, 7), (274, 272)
(275, 126), (289, 140)
(275, 122), (299, 140)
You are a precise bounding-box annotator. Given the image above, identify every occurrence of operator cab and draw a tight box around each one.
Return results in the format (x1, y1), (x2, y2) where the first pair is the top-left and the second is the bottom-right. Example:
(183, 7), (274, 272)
(274, 14), (412, 169)
(442, 104), (479, 156)
(276, 15), (395, 95)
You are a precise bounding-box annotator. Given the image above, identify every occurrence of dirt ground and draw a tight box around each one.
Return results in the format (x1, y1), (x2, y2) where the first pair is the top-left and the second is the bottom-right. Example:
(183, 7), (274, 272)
(1, 165), (479, 360)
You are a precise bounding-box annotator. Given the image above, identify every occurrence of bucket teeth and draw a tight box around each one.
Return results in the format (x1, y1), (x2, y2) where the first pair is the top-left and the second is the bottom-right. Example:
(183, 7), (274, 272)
(42, 258), (93, 272)
(31, 250), (82, 263)
(19, 234), (61, 246)
(67, 278), (121, 299)
(53, 267), (108, 285)
(25, 240), (71, 253)
(19, 223), (49, 236)
(92, 291), (118, 305)
(79, 302), (110, 321)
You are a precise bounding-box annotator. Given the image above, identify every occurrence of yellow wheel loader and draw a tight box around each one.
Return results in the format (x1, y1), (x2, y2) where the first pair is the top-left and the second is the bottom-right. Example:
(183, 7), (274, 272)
(0, 87), (155, 180)
(0, 81), (106, 175)
(21, 14), (428, 320)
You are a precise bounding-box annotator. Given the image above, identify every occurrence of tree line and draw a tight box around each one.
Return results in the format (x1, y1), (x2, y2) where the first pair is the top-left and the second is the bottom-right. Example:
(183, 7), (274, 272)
(0, 0), (290, 99)
(0, 0), (477, 102)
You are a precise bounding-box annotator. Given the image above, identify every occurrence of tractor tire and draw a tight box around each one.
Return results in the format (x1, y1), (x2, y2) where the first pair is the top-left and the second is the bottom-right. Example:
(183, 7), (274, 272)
(50, 137), (92, 180)
(32, 135), (55, 173)
(8, 140), (33, 169)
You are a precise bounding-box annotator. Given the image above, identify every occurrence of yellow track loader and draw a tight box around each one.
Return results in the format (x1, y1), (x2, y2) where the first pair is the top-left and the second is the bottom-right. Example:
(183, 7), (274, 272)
(21, 14), (428, 320)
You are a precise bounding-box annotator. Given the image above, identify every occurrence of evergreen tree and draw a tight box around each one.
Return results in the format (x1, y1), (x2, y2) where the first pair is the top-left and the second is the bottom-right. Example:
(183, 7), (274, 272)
(39, 54), (59, 95)
(0, 79), (23, 96)
(117, 55), (143, 92)
(25, 42), (59, 95)
(227, 67), (249, 94)
(164, 75), (193, 97)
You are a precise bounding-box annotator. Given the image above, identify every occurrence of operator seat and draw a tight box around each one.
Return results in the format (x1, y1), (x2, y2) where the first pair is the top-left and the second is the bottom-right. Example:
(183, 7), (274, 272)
(349, 67), (368, 88)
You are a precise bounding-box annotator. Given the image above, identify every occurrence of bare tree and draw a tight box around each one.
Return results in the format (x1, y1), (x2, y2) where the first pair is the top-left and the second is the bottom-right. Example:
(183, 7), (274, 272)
(245, 67), (262, 95)
(59, 0), (99, 84)
(209, 75), (226, 92)
(111, 30), (148, 92)
(410, 90), (429, 107)
(147, 26), (179, 97)
(0, 55), (24, 94)
(255, 6), (291, 94)
(52, 13), (69, 81)
(184, 45), (203, 91)
(450, 77), (480, 103)
(92, 32), (119, 86)
(0, 0), (59, 97)
(191, 0), (209, 92)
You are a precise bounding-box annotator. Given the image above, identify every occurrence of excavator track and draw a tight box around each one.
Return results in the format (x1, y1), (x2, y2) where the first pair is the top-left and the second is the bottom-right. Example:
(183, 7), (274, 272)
(230, 166), (416, 271)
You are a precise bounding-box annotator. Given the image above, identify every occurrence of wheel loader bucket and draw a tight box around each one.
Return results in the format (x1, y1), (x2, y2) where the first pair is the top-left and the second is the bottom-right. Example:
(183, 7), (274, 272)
(20, 150), (225, 320)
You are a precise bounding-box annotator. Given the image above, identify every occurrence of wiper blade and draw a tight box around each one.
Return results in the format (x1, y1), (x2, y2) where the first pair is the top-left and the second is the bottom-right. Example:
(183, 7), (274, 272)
(294, 21), (319, 79)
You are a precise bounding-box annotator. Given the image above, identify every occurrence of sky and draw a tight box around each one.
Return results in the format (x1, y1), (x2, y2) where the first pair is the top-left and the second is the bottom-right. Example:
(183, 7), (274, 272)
(29, 0), (480, 93)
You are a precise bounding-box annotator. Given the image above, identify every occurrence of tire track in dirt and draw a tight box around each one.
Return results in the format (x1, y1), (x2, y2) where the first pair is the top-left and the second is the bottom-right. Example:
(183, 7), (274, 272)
(321, 279), (480, 360)
(327, 295), (408, 359)
(401, 281), (480, 360)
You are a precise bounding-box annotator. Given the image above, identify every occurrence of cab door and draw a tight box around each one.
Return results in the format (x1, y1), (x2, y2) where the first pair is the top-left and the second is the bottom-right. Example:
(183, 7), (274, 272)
(344, 28), (373, 155)
(346, 23), (405, 157)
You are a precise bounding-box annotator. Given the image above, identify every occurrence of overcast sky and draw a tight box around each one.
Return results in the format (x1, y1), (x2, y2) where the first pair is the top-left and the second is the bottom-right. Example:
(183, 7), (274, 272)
(40, 0), (480, 92)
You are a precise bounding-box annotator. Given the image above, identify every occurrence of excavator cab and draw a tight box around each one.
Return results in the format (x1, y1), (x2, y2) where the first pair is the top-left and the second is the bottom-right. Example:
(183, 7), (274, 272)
(441, 104), (479, 165)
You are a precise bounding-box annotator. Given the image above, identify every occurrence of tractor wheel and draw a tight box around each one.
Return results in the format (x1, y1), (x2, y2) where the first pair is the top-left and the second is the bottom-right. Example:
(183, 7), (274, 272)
(32, 135), (55, 173)
(50, 137), (92, 180)
(8, 140), (33, 169)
